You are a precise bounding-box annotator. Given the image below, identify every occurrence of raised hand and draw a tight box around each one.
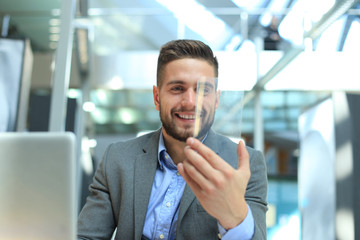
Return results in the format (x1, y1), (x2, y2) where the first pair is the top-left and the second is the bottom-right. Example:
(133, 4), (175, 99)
(177, 137), (251, 229)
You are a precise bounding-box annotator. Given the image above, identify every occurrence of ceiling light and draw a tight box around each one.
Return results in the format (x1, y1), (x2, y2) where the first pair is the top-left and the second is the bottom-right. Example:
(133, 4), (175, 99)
(88, 139), (97, 148)
(94, 89), (108, 102)
(49, 26), (60, 34)
(49, 18), (61, 26)
(51, 9), (60, 16)
(259, 0), (289, 26)
(83, 101), (96, 112)
(156, 0), (232, 47)
(231, 0), (264, 11)
(67, 89), (80, 99)
(116, 108), (141, 124)
(91, 108), (111, 124)
(49, 34), (60, 41)
(225, 34), (242, 51)
(49, 42), (57, 49)
(105, 76), (124, 90)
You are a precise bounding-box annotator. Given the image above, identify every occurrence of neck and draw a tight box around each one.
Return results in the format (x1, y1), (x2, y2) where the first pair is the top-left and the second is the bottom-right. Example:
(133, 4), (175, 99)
(162, 130), (187, 165)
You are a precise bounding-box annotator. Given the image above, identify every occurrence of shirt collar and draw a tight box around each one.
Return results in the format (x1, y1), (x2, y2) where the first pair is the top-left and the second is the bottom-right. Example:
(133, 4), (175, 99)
(157, 131), (166, 169)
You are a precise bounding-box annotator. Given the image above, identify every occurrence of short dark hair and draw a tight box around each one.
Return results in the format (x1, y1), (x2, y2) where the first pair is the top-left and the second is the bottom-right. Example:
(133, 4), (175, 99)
(156, 39), (218, 88)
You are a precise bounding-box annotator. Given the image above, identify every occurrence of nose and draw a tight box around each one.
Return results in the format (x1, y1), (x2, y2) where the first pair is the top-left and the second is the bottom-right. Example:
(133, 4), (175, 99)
(181, 89), (196, 107)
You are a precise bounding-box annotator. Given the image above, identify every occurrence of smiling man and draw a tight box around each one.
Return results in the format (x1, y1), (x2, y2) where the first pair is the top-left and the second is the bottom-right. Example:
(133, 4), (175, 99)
(154, 60), (218, 142)
(77, 39), (268, 240)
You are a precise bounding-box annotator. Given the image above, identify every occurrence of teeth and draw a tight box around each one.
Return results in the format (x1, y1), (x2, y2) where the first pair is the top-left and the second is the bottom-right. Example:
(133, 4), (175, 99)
(178, 114), (195, 120)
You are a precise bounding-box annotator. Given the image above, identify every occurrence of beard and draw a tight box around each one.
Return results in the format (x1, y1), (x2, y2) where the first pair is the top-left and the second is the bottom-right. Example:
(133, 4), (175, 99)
(160, 105), (215, 142)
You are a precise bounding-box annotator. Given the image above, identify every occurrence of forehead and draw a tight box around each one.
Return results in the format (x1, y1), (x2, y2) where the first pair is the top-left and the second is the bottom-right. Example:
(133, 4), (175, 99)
(162, 58), (215, 85)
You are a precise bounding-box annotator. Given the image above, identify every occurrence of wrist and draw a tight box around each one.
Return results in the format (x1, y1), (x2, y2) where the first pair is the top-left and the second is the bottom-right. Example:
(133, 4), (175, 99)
(219, 200), (248, 230)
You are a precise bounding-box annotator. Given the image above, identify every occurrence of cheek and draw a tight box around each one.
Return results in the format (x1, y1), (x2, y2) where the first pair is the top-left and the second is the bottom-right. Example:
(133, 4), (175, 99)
(159, 100), (171, 113)
(161, 95), (180, 109)
(203, 97), (217, 110)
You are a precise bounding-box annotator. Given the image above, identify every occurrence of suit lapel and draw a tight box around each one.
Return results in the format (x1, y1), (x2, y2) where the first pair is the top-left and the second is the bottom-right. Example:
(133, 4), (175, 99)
(133, 131), (160, 240)
(177, 184), (196, 225)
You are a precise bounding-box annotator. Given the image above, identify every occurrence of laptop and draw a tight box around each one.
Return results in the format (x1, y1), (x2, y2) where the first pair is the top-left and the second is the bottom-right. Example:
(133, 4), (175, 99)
(0, 132), (76, 240)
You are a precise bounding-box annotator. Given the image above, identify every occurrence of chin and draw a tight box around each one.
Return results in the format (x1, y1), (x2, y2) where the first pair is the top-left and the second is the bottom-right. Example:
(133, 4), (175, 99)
(170, 129), (193, 142)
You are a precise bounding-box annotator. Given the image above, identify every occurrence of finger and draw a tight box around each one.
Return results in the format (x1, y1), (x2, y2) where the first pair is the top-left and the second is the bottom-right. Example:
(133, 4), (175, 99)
(184, 143), (234, 190)
(177, 162), (204, 192)
(183, 145), (217, 179)
(237, 140), (250, 171)
(183, 158), (214, 191)
(186, 137), (231, 172)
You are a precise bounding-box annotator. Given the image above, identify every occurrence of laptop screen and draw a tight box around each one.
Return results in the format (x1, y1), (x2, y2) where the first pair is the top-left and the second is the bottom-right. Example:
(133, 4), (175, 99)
(0, 132), (76, 240)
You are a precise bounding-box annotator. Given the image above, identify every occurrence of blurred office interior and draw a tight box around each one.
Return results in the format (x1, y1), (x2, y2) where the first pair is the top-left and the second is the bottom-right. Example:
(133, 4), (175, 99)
(1, 0), (360, 239)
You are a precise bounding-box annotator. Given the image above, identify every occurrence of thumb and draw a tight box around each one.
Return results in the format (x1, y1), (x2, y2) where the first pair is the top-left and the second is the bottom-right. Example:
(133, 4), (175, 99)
(237, 139), (250, 171)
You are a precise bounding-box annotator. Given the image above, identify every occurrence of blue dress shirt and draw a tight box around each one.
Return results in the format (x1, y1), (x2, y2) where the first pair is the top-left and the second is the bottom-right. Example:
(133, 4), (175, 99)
(142, 131), (255, 240)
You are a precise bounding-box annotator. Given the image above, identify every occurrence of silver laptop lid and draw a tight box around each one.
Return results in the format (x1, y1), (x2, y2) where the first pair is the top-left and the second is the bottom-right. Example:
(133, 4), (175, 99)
(0, 132), (76, 240)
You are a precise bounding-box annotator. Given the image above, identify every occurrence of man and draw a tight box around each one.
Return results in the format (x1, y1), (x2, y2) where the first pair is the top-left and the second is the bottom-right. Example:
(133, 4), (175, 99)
(77, 39), (268, 240)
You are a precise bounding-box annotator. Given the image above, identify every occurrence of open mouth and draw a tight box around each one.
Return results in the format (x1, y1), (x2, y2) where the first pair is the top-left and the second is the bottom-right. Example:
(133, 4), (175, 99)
(175, 113), (195, 120)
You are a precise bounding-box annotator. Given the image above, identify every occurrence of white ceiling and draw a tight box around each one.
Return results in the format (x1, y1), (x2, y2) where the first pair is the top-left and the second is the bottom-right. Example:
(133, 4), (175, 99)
(0, 0), (289, 52)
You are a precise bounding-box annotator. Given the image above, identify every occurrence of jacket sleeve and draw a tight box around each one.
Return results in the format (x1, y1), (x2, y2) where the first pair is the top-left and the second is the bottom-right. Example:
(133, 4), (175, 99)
(246, 147), (268, 240)
(77, 144), (117, 240)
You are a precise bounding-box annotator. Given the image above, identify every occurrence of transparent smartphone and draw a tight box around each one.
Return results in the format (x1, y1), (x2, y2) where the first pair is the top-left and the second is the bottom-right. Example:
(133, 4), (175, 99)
(193, 77), (244, 142)
(193, 77), (218, 139)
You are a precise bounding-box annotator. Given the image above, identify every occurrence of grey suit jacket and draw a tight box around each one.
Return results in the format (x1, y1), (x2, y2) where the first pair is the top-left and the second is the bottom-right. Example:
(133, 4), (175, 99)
(77, 129), (267, 240)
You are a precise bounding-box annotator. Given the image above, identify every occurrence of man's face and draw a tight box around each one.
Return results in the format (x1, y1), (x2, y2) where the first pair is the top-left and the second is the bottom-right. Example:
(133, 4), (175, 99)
(153, 58), (219, 142)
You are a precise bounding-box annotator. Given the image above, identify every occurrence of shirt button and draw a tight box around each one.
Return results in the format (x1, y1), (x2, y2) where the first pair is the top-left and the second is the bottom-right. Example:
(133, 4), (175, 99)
(166, 202), (171, 207)
(165, 154), (169, 160)
(176, 172), (180, 176)
(160, 234), (164, 239)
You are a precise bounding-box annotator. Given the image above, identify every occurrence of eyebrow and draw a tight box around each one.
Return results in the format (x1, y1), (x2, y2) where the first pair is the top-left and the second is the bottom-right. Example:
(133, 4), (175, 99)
(166, 80), (215, 89)
(198, 81), (215, 90)
(166, 80), (186, 86)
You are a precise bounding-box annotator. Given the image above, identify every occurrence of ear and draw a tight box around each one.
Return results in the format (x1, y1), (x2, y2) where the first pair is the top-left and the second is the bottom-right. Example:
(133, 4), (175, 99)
(215, 90), (221, 109)
(153, 85), (160, 111)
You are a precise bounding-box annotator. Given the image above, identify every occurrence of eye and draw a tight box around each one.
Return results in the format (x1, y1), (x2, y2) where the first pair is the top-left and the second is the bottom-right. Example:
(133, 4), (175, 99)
(170, 85), (184, 93)
(203, 86), (211, 95)
(197, 83), (213, 96)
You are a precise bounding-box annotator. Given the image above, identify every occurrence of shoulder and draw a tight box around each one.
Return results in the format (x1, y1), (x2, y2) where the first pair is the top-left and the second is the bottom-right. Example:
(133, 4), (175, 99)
(207, 130), (264, 166)
(106, 130), (160, 154)
(96, 130), (160, 175)
(98, 130), (160, 170)
(205, 129), (237, 149)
